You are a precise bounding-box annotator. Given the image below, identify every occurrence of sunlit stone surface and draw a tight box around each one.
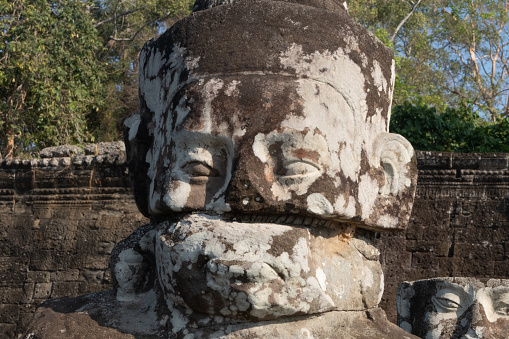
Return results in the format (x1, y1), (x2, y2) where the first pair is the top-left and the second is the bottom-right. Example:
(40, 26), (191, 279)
(397, 278), (509, 339)
(25, 0), (418, 337)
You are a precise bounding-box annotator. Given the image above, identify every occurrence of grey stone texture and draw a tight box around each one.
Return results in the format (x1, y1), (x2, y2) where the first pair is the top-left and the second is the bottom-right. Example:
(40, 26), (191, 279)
(397, 278), (509, 338)
(375, 152), (509, 323)
(39, 145), (84, 158)
(0, 145), (148, 338)
(23, 0), (421, 336)
(1, 150), (508, 337)
(85, 141), (126, 155)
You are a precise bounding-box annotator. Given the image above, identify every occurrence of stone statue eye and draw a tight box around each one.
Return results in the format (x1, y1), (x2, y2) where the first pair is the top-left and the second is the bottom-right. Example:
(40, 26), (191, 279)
(182, 161), (220, 177)
(495, 305), (509, 316)
(432, 294), (462, 313)
(493, 292), (509, 316)
(277, 160), (321, 178)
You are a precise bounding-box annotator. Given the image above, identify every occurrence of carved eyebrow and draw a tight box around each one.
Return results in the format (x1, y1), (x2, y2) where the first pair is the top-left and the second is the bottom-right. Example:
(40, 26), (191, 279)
(172, 72), (357, 115)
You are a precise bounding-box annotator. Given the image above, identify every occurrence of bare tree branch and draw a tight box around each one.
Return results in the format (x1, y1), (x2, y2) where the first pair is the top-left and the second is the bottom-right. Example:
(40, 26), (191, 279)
(390, 0), (423, 42)
(94, 8), (143, 28)
(108, 12), (170, 42)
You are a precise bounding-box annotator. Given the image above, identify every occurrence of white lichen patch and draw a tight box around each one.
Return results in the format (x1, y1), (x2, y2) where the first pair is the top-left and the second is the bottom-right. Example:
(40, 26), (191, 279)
(225, 80), (241, 97)
(371, 60), (387, 93)
(201, 78), (225, 133)
(377, 215), (398, 229)
(253, 129), (330, 201)
(358, 174), (379, 220)
(124, 113), (141, 141)
(155, 214), (337, 320)
(333, 195), (357, 219)
(316, 268), (327, 291)
(306, 193), (333, 216)
(279, 44), (367, 125)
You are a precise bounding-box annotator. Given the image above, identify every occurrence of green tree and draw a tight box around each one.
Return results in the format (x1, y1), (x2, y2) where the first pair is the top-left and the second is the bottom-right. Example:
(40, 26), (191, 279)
(348, 0), (509, 121)
(87, 0), (194, 142)
(390, 102), (509, 152)
(348, 0), (449, 110)
(431, 0), (509, 122)
(0, 0), (194, 157)
(0, 0), (107, 157)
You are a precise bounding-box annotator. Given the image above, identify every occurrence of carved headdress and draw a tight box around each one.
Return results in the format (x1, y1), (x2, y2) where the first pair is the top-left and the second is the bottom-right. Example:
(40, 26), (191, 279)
(125, 0), (417, 231)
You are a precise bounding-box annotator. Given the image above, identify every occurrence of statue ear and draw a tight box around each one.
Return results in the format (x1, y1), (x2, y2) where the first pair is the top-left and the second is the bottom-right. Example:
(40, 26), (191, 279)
(374, 132), (415, 196)
(365, 132), (417, 230)
(123, 113), (152, 218)
(396, 282), (415, 333)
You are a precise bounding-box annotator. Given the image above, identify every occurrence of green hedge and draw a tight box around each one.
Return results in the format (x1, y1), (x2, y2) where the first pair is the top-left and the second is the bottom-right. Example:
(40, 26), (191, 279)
(390, 102), (509, 153)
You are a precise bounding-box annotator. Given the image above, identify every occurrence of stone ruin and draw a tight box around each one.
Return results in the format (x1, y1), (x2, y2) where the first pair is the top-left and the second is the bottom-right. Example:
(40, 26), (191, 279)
(397, 278), (509, 338)
(24, 0), (421, 337)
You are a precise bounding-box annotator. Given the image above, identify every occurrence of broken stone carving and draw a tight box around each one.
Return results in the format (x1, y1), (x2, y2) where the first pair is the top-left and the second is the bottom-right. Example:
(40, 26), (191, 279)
(397, 278), (509, 338)
(25, 0), (418, 337)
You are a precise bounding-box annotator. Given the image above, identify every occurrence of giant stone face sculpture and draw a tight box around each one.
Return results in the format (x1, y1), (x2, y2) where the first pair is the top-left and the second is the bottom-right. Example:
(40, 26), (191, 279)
(126, 0), (417, 230)
(25, 0), (419, 337)
(397, 278), (509, 339)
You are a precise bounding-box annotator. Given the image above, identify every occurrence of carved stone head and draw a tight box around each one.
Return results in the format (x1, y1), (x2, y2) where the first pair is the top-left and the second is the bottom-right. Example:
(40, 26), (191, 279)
(118, 0), (418, 332)
(124, 0), (417, 232)
(397, 278), (509, 338)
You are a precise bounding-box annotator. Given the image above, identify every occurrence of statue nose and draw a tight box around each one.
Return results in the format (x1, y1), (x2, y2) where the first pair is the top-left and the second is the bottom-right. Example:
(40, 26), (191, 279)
(467, 302), (489, 335)
(207, 259), (283, 283)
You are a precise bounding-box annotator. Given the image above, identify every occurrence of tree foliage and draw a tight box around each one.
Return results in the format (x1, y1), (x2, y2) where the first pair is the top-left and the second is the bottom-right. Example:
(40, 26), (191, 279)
(390, 102), (509, 152)
(2, 0), (508, 155)
(0, 0), (193, 157)
(432, 0), (509, 122)
(348, 0), (448, 110)
(89, 0), (194, 142)
(349, 0), (509, 122)
(0, 0), (107, 156)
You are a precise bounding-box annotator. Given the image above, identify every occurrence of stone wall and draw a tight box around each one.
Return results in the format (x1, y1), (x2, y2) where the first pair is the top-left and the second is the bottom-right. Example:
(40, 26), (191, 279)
(0, 149), (148, 338)
(375, 151), (509, 321)
(1, 150), (508, 336)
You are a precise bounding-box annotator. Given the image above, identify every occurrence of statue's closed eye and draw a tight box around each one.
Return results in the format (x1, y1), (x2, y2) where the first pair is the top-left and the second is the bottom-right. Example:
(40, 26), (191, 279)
(493, 292), (509, 316)
(433, 296), (462, 312)
(182, 161), (220, 177)
(432, 290), (464, 313)
(276, 160), (321, 178)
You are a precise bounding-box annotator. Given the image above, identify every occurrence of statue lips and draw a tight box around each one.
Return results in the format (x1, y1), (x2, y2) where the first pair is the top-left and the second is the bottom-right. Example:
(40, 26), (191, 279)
(206, 259), (285, 288)
(155, 214), (340, 319)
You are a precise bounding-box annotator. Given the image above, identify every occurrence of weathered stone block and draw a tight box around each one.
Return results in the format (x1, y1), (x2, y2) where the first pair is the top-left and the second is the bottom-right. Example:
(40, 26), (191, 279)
(33, 283), (53, 299)
(0, 323), (16, 338)
(0, 305), (20, 324)
(80, 270), (104, 284)
(97, 241), (115, 255)
(416, 152), (452, 169)
(21, 282), (35, 304)
(437, 257), (464, 276)
(50, 270), (80, 282)
(51, 282), (80, 298)
(26, 271), (51, 283)
(0, 288), (23, 304)
(39, 145), (84, 158)
(479, 155), (509, 169)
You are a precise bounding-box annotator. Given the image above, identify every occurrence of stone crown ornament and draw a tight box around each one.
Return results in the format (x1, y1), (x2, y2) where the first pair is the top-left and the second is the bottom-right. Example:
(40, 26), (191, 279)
(125, 0), (417, 231)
